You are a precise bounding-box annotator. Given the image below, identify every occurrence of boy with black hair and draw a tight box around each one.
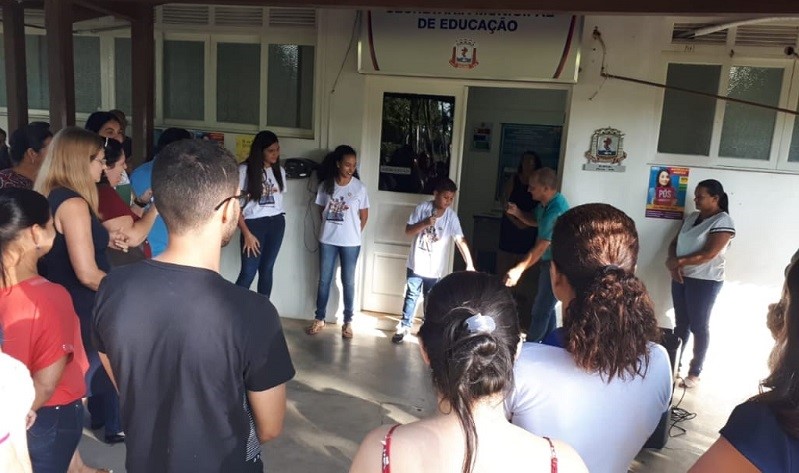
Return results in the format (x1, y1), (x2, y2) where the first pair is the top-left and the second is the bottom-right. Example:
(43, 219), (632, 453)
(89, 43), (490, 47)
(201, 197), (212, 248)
(392, 178), (475, 343)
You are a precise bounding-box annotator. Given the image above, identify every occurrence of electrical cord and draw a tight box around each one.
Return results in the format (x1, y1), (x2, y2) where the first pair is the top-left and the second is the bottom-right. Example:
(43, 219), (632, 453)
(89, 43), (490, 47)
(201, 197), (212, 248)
(668, 384), (696, 437)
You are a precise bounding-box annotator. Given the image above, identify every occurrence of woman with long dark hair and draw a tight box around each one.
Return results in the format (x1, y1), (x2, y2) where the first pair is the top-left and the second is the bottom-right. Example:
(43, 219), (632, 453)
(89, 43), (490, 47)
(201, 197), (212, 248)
(350, 271), (586, 473)
(0, 188), (89, 472)
(97, 139), (157, 265)
(0, 123), (52, 190)
(306, 145), (369, 339)
(506, 203), (672, 473)
(691, 262), (799, 472)
(234, 131), (286, 298)
(666, 179), (735, 388)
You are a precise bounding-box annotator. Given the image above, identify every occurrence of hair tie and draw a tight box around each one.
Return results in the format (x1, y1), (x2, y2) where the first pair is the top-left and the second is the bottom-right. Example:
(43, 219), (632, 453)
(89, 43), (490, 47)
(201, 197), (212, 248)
(464, 313), (496, 334)
(599, 264), (623, 276)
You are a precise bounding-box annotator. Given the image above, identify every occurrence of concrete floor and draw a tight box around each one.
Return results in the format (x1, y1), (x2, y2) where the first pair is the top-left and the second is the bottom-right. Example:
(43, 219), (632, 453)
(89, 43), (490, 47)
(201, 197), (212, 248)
(78, 289), (776, 472)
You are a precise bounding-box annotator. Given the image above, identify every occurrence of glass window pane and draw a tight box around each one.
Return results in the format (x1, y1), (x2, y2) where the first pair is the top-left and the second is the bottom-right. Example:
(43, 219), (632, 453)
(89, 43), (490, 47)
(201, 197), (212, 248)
(788, 114), (799, 162)
(267, 44), (314, 129)
(657, 64), (721, 156)
(26, 35), (49, 110)
(718, 66), (783, 160)
(378, 92), (455, 194)
(163, 40), (204, 120)
(115, 38), (132, 115)
(74, 36), (101, 114)
(217, 43), (260, 125)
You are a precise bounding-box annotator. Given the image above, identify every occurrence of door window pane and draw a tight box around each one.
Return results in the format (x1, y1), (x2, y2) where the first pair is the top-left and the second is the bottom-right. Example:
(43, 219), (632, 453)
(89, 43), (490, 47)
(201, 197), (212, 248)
(267, 44), (314, 129)
(74, 36), (101, 113)
(163, 40), (205, 120)
(657, 64), (721, 156)
(719, 66), (783, 160)
(378, 92), (455, 194)
(0, 37), (6, 107)
(26, 35), (48, 110)
(788, 113), (799, 162)
(115, 38), (132, 115)
(217, 43), (260, 125)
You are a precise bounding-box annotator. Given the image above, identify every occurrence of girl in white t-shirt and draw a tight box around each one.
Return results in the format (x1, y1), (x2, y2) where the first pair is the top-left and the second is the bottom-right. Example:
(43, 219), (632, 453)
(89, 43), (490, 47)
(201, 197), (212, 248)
(234, 131), (287, 299)
(666, 179), (735, 388)
(306, 146), (369, 339)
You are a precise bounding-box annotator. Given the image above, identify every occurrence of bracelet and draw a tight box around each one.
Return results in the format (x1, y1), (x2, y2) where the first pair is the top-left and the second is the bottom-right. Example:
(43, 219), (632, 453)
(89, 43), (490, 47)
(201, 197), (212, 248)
(133, 198), (148, 208)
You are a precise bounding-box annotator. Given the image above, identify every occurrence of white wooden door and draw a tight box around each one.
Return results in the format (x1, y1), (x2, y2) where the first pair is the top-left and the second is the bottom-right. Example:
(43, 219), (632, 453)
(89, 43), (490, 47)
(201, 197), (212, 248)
(360, 76), (467, 314)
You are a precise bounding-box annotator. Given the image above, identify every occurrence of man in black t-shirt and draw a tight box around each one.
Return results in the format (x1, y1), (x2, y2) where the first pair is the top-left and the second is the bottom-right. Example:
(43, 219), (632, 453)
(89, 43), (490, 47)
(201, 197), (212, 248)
(93, 139), (295, 473)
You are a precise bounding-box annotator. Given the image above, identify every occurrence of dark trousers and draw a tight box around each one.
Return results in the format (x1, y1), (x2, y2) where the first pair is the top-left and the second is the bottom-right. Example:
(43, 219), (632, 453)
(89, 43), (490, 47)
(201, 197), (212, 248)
(27, 400), (83, 473)
(527, 261), (558, 342)
(399, 268), (439, 328)
(235, 214), (286, 298)
(672, 277), (723, 377)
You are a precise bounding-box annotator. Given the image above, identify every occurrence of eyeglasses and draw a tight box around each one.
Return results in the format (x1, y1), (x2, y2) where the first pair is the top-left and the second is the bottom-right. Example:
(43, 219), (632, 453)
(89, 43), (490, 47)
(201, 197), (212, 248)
(92, 155), (107, 166)
(214, 192), (249, 211)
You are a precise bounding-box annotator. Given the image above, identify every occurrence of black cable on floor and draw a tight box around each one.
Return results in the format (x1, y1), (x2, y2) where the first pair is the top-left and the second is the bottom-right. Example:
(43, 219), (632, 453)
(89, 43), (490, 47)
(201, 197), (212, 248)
(669, 384), (697, 437)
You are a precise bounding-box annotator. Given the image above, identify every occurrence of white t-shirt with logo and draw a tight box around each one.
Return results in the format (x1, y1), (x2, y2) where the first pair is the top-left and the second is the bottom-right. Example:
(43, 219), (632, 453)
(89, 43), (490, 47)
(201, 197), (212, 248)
(506, 343), (672, 473)
(676, 211), (735, 281)
(315, 178), (369, 247)
(239, 164), (287, 219)
(406, 200), (464, 279)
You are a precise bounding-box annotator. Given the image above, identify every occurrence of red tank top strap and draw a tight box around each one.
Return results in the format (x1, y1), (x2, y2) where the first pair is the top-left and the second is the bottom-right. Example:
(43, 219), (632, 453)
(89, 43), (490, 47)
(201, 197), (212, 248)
(381, 424), (401, 473)
(543, 436), (558, 473)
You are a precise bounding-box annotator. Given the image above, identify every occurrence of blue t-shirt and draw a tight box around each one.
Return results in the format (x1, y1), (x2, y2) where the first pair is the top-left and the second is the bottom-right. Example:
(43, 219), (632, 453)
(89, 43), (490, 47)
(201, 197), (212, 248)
(721, 401), (799, 472)
(534, 192), (569, 261)
(130, 160), (168, 257)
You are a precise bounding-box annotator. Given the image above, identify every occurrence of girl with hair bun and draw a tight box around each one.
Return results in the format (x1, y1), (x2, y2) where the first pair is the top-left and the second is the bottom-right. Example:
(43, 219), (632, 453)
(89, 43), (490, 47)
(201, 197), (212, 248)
(506, 203), (672, 473)
(350, 271), (586, 473)
(666, 179), (735, 388)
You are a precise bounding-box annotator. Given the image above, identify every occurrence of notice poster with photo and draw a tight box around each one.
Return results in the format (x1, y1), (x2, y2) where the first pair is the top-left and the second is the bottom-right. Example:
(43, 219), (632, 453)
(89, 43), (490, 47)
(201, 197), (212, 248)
(645, 166), (689, 220)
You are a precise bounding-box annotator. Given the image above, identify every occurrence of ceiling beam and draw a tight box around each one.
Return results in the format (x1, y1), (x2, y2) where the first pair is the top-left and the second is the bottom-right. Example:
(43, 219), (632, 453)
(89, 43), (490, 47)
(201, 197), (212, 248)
(97, 0), (799, 15)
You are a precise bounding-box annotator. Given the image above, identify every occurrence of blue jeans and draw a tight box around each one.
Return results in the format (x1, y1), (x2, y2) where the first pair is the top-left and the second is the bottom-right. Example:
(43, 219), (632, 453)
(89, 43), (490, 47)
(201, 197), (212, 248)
(27, 400), (84, 473)
(236, 215), (286, 298)
(672, 277), (723, 377)
(86, 350), (122, 436)
(527, 261), (558, 343)
(400, 268), (439, 328)
(316, 243), (361, 323)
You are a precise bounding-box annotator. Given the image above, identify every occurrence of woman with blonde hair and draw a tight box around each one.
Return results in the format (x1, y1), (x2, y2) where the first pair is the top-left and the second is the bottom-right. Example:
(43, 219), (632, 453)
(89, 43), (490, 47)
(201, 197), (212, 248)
(35, 127), (127, 446)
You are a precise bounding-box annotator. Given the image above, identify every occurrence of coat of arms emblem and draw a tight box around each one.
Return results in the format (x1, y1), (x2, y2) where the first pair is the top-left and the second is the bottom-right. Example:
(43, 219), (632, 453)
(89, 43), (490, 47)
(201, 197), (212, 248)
(449, 39), (479, 69)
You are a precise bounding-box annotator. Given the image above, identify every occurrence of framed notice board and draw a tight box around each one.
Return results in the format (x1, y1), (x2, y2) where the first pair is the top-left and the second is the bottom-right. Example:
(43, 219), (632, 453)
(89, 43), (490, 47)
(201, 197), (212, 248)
(495, 123), (563, 200)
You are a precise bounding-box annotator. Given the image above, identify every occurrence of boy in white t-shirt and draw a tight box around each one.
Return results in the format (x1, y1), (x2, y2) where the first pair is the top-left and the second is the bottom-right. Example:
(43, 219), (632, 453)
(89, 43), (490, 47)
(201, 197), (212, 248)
(392, 178), (475, 343)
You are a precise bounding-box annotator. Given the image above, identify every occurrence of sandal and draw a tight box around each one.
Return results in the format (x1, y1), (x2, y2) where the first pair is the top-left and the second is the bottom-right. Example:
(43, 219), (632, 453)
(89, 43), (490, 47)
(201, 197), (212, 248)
(679, 375), (700, 388)
(341, 323), (353, 339)
(305, 319), (325, 335)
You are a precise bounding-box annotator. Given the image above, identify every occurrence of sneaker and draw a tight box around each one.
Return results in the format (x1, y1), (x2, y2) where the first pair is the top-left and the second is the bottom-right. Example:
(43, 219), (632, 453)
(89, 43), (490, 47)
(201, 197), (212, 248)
(679, 375), (700, 388)
(305, 319), (325, 335)
(391, 326), (410, 344)
(342, 323), (353, 339)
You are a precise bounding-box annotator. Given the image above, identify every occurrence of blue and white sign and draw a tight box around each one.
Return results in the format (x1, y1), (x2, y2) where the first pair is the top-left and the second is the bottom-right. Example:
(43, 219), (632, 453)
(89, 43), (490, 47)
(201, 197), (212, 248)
(360, 10), (581, 83)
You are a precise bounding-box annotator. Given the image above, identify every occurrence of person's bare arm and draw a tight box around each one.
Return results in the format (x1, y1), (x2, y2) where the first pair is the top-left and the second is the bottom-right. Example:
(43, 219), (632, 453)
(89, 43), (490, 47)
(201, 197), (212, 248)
(359, 208), (369, 232)
(247, 384), (287, 443)
(102, 206), (158, 248)
(504, 239), (549, 287)
(667, 232), (733, 270)
(238, 214), (260, 258)
(689, 436), (759, 473)
(349, 425), (393, 473)
(30, 357), (68, 411)
(506, 203), (537, 227)
(98, 352), (118, 392)
(58, 199), (106, 291)
(405, 215), (435, 236)
(454, 236), (475, 271)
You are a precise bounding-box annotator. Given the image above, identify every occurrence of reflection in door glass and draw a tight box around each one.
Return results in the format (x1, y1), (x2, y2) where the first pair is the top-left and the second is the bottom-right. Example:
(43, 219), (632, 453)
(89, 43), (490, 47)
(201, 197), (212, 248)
(378, 92), (455, 194)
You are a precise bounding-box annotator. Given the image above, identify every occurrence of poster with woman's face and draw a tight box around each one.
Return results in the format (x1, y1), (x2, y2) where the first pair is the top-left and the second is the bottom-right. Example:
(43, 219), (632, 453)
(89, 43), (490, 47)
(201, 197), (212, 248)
(645, 166), (689, 220)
